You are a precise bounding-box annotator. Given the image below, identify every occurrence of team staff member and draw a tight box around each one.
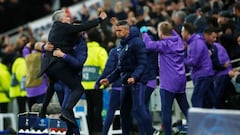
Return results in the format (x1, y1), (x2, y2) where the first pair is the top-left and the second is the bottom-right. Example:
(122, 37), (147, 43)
(100, 20), (153, 135)
(182, 23), (215, 108)
(94, 45), (122, 135)
(141, 22), (189, 135)
(203, 27), (233, 108)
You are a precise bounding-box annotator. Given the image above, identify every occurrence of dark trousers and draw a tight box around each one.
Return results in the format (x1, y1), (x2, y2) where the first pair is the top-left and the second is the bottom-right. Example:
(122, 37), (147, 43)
(41, 82), (54, 115)
(214, 75), (233, 109)
(27, 93), (45, 111)
(0, 103), (10, 129)
(145, 86), (155, 132)
(192, 76), (215, 108)
(41, 61), (84, 131)
(17, 96), (27, 113)
(85, 89), (103, 134)
(55, 81), (80, 135)
(46, 61), (84, 112)
(102, 89), (121, 135)
(160, 89), (189, 135)
(121, 83), (153, 135)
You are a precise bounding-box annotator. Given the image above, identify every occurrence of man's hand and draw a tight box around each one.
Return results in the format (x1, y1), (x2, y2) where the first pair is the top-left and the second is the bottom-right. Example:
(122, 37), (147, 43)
(127, 77), (135, 85)
(94, 82), (101, 90)
(140, 26), (148, 33)
(99, 11), (107, 20)
(100, 78), (109, 87)
(44, 42), (54, 51)
(53, 48), (65, 58)
(110, 17), (118, 25)
(147, 26), (157, 34)
(224, 61), (230, 68)
(35, 42), (54, 51)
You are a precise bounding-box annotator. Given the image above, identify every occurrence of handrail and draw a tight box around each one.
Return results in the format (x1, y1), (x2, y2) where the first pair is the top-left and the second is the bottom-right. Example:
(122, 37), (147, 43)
(186, 58), (240, 78)
(231, 58), (240, 64)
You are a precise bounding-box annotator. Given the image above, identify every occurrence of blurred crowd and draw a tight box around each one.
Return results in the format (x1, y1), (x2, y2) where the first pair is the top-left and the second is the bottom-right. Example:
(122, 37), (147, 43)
(1, 0), (240, 59)
(0, 0), (85, 33)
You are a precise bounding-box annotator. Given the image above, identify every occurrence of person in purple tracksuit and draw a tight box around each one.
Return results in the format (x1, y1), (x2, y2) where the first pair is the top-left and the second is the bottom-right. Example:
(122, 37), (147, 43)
(181, 23), (215, 108)
(141, 21), (190, 135)
(100, 20), (153, 135)
(203, 27), (234, 109)
(22, 42), (48, 110)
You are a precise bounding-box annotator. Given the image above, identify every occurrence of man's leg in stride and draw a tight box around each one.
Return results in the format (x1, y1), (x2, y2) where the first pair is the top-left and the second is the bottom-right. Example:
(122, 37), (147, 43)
(131, 83), (153, 135)
(160, 89), (175, 135)
(39, 81), (55, 118)
(46, 62), (84, 126)
(120, 85), (132, 135)
(102, 90), (120, 135)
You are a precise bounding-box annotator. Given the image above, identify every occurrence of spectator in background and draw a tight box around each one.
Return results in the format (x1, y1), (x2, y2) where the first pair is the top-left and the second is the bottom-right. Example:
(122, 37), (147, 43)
(135, 6), (151, 28)
(170, 10), (186, 34)
(182, 23), (215, 108)
(8, 46), (27, 113)
(82, 27), (108, 135)
(113, 1), (127, 20)
(0, 61), (11, 129)
(1, 33), (30, 114)
(233, 2), (240, 36)
(193, 8), (208, 34)
(230, 32), (240, 68)
(218, 11), (236, 60)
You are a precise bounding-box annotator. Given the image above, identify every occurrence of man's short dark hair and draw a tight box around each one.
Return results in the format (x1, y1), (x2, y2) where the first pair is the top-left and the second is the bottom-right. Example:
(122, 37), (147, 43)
(116, 20), (129, 27)
(183, 23), (196, 35)
(203, 27), (219, 34)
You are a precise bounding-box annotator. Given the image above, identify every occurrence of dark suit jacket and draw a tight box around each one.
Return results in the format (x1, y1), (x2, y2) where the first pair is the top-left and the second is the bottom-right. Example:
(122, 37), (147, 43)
(38, 18), (103, 77)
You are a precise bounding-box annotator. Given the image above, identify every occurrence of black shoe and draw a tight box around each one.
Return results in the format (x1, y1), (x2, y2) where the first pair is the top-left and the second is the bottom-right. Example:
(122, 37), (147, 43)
(60, 113), (77, 127)
(65, 130), (72, 135)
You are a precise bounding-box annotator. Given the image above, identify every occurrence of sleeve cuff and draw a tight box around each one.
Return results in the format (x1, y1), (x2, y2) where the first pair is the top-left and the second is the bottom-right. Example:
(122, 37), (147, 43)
(63, 54), (67, 59)
(41, 44), (46, 52)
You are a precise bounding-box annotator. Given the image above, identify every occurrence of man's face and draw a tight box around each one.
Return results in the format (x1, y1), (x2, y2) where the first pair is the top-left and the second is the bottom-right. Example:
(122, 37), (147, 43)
(237, 36), (240, 46)
(60, 13), (71, 24)
(158, 30), (163, 39)
(181, 27), (188, 41)
(204, 32), (217, 45)
(115, 25), (129, 39)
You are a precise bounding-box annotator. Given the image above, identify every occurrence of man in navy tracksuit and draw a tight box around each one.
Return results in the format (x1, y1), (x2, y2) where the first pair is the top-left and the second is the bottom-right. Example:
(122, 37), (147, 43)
(141, 27), (159, 133)
(94, 46), (122, 135)
(53, 34), (87, 135)
(182, 23), (215, 108)
(100, 21), (153, 135)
